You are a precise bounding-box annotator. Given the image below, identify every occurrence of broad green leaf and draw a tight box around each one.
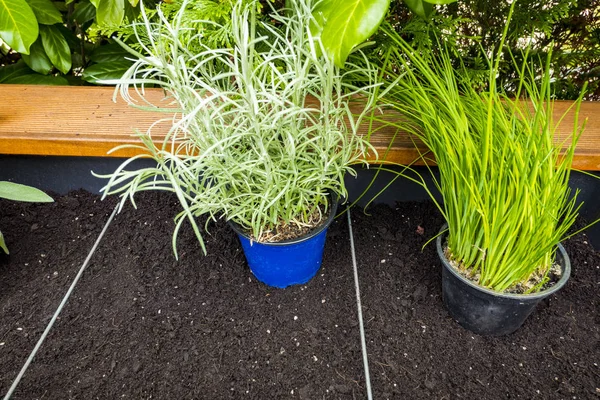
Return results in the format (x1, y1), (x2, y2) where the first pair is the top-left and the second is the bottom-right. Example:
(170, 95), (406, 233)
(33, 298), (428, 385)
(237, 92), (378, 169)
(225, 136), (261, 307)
(6, 73), (69, 84)
(95, 0), (124, 27)
(21, 38), (53, 74)
(24, 0), (62, 25)
(123, 0), (138, 21)
(0, 0), (39, 54)
(0, 60), (33, 83)
(127, 0), (137, 7)
(422, 0), (456, 4)
(40, 24), (71, 73)
(0, 231), (8, 254)
(71, 52), (83, 68)
(313, 0), (391, 68)
(89, 42), (129, 63)
(55, 23), (80, 50)
(88, 0), (98, 7)
(0, 182), (53, 202)
(53, 1), (68, 11)
(82, 60), (131, 83)
(73, 0), (95, 25)
(403, 0), (433, 18)
(405, 0), (456, 18)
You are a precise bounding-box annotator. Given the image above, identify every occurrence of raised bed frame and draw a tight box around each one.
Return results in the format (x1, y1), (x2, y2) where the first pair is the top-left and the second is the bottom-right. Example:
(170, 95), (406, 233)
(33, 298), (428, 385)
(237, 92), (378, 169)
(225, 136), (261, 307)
(1, 84), (599, 170)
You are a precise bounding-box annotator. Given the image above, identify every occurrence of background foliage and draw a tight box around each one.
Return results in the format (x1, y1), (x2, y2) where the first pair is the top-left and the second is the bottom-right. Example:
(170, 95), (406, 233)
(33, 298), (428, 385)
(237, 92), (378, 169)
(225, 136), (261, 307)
(0, 0), (140, 85)
(378, 0), (600, 100)
(1, 0), (598, 100)
(0, 0), (273, 85)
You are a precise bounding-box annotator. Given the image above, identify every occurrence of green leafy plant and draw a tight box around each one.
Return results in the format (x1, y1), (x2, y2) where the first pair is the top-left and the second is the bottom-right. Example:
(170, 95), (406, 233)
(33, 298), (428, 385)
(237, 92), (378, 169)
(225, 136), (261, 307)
(96, 0), (379, 256)
(1, 0), (458, 84)
(84, 0), (269, 85)
(0, 181), (53, 254)
(0, 0), (136, 55)
(0, 0), (140, 85)
(377, 8), (596, 293)
(104, 0), (262, 51)
(403, 0), (456, 18)
(311, 0), (456, 67)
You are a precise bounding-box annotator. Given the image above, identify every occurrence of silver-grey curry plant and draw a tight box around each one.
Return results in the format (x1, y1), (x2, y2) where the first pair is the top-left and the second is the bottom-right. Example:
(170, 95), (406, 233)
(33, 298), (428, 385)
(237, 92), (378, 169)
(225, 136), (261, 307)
(97, 0), (379, 257)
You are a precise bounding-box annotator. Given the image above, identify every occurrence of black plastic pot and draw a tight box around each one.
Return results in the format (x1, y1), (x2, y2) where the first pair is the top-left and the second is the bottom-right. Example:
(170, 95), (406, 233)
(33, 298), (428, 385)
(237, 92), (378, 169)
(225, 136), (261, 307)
(436, 225), (571, 336)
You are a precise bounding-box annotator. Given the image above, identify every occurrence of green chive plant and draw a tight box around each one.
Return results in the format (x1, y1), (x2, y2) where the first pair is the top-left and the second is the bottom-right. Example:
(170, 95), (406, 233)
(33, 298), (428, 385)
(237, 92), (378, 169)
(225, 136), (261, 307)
(97, 0), (378, 256)
(378, 15), (594, 293)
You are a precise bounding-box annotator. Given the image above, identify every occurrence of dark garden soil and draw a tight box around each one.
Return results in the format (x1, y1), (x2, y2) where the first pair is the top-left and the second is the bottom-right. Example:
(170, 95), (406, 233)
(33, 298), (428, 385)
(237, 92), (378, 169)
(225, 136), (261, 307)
(1, 191), (598, 399)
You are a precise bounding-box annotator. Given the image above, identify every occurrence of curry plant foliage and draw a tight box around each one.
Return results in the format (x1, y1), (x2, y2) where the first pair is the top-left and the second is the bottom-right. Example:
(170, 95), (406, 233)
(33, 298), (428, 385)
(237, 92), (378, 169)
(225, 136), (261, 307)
(97, 0), (379, 257)
(0, 182), (53, 254)
(378, 11), (592, 293)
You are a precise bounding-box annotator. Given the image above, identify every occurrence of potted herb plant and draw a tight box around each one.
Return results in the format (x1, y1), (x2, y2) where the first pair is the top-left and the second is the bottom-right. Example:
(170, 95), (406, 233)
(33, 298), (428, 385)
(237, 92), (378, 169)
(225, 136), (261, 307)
(97, 0), (380, 288)
(377, 8), (596, 335)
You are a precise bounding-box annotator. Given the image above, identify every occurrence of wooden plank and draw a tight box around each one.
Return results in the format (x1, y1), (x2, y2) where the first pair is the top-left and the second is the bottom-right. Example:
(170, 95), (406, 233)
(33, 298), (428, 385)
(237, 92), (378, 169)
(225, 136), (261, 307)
(0, 85), (172, 158)
(0, 84), (599, 170)
(364, 100), (600, 171)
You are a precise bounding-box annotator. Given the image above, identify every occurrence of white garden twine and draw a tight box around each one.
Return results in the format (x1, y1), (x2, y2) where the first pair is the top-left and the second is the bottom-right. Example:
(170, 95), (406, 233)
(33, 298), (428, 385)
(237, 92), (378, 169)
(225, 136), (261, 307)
(3, 204), (119, 400)
(347, 209), (373, 400)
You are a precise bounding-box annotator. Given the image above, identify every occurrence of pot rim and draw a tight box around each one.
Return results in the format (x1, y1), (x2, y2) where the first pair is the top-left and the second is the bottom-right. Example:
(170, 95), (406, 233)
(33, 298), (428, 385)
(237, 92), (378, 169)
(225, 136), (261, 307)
(228, 194), (339, 246)
(436, 223), (571, 300)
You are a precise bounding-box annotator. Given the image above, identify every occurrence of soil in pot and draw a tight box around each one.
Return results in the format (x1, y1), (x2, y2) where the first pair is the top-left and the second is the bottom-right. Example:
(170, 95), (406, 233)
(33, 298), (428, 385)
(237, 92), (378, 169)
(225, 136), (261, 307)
(1, 191), (598, 399)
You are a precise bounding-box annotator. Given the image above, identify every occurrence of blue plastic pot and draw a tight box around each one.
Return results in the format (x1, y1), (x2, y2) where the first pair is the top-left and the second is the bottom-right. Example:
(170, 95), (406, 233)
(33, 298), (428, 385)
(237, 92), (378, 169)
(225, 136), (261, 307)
(229, 199), (338, 289)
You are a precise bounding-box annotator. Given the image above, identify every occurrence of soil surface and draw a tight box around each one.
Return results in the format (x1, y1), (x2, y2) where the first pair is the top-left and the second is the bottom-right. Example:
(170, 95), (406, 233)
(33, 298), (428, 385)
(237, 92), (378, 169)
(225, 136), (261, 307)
(1, 191), (598, 399)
